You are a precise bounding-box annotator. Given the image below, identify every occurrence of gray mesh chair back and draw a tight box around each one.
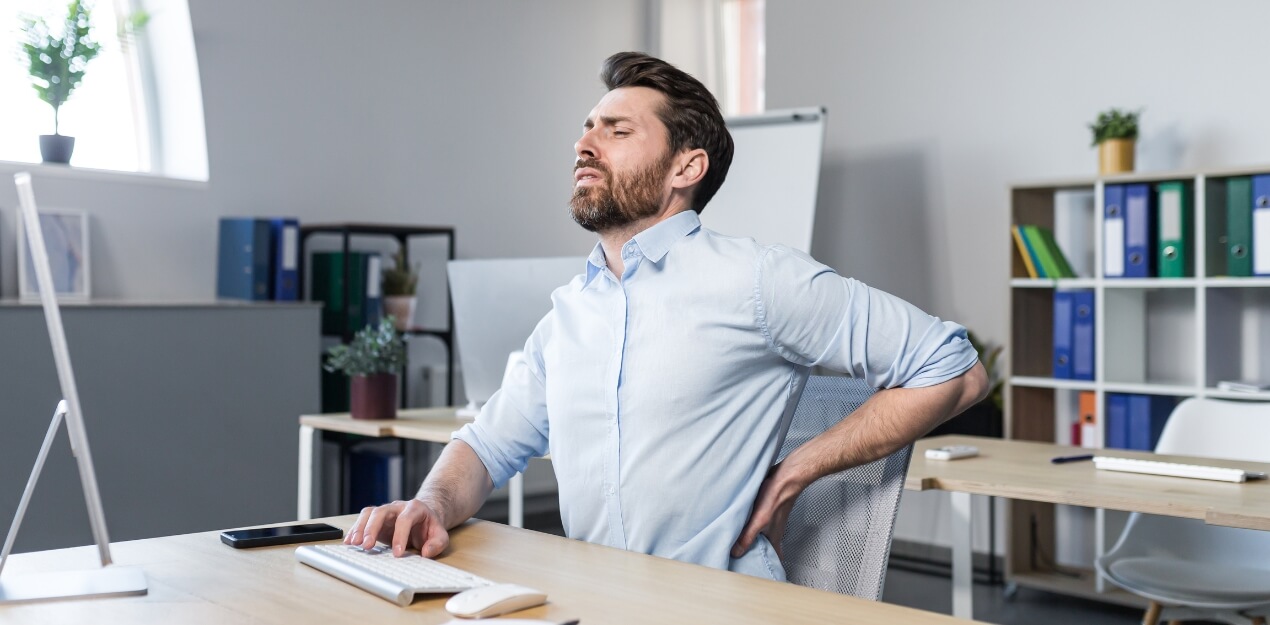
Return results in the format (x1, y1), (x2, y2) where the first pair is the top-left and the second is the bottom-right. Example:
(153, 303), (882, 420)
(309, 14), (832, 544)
(777, 375), (912, 600)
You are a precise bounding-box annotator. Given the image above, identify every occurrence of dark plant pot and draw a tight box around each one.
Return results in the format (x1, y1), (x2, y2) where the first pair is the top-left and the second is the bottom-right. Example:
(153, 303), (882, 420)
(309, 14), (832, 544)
(350, 373), (397, 420)
(39, 134), (75, 164)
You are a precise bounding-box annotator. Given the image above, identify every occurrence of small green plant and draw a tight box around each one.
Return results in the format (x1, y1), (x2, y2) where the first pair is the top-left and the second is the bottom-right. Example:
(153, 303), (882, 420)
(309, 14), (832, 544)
(324, 318), (406, 377)
(1089, 108), (1141, 147)
(19, 1), (149, 135)
(966, 330), (1004, 412)
(381, 249), (419, 297)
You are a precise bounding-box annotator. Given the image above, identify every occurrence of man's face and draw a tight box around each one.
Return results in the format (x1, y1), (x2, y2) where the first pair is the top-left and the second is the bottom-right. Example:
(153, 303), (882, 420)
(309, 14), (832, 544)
(571, 87), (676, 232)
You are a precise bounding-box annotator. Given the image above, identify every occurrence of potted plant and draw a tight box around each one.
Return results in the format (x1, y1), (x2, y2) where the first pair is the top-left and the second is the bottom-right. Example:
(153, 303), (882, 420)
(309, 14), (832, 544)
(324, 318), (406, 420)
(381, 249), (419, 331)
(18, 2), (147, 164)
(1089, 108), (1141, 175)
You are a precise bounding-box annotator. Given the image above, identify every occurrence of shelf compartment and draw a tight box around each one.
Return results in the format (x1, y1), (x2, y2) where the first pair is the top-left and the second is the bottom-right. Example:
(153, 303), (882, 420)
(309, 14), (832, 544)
(1103, 288), (1197, 387)
(1010, 288), (1056, 378)
(1205, 287), (1270, 388)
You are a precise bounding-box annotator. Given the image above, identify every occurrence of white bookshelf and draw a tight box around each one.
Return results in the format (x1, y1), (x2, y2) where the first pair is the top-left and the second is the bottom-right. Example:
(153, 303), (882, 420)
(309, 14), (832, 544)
(1005, 165), (1270, 602)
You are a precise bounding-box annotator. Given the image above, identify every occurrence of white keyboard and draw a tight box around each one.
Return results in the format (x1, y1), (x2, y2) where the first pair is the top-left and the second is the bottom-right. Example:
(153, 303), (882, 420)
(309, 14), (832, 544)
(296, 544), (494, 606)
(1093, 456), (1268, 483)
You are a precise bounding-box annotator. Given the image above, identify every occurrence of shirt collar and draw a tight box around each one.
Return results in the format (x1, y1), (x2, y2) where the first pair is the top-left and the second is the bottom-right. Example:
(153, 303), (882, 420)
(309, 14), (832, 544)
(582, 210), (701, 288)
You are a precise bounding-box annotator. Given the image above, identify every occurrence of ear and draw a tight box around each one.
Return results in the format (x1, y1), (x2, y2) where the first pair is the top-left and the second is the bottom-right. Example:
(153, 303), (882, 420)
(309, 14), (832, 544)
(669, 148), (709, 191)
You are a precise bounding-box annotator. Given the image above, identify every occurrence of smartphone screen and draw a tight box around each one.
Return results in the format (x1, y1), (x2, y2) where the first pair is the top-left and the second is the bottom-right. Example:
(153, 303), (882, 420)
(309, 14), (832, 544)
(221, 523), (343, 548)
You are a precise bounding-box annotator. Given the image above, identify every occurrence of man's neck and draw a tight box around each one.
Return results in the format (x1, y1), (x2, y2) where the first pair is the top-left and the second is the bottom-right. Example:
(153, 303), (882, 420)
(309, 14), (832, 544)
(598, 205), (689, 279)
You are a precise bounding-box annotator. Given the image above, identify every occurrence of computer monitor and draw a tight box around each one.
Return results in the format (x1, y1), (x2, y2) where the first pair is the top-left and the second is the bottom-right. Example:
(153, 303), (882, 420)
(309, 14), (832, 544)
(447, 257), (583, 414)
(0, 173), (146, 603)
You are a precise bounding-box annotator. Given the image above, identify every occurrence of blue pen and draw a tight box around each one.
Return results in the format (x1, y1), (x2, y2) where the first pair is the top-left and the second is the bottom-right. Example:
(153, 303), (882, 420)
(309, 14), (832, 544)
(1051, 454), (1094, 464)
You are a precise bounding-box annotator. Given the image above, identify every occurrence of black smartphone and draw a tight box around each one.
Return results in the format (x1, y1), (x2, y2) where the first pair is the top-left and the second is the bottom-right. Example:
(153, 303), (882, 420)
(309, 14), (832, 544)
(220, 522), (343, 549)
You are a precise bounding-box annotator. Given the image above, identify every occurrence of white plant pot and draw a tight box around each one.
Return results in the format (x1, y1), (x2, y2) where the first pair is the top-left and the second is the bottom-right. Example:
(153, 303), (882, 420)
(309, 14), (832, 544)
(383, 295), (417, 331)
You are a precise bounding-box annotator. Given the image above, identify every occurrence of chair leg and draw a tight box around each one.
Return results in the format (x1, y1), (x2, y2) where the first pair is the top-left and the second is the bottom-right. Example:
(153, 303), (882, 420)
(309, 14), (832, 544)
(1250, 617), (1265, 625)
(1142, 601), (1162, 625)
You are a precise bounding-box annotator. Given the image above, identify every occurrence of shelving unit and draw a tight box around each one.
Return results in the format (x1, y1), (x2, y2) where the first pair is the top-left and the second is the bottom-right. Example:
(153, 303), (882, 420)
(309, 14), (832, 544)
(299, 223), (457, 406)
(1005, 165), (1270, 603)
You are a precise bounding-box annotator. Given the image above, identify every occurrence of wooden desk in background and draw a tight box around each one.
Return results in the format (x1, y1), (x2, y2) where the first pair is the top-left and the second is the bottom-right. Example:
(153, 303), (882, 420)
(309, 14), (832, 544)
(298, 409), (539, 527)
(910, 435), (1270, 620)
(0, 515), (980, 624)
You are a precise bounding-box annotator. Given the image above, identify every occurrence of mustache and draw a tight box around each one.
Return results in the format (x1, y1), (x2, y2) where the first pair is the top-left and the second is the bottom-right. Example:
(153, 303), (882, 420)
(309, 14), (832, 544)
(574, 159), (610, 176)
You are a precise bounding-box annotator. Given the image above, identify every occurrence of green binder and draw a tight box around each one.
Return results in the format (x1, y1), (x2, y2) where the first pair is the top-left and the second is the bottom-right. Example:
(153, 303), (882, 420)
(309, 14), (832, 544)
(1205, 179), (1228, 277)
(1156, 182), (1191, 277)
(1227, 177), (1253, 277)
(311, 251), (371, 335)
(1034, 226), (1077, 278)
(1022, 225), (1073, 278)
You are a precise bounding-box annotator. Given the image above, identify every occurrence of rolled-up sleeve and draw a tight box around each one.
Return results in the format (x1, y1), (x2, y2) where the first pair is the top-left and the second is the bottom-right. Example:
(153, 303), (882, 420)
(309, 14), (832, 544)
(755, 245), (978, 389)
(451, 312), (552, 488)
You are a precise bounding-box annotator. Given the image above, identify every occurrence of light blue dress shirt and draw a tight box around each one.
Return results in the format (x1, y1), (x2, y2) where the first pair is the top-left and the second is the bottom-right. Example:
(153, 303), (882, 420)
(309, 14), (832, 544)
(453, 210), (978, 581)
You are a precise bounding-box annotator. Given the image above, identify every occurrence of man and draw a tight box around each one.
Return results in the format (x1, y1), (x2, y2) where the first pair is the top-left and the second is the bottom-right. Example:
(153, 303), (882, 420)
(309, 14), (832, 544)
(347, 51), (988, 581)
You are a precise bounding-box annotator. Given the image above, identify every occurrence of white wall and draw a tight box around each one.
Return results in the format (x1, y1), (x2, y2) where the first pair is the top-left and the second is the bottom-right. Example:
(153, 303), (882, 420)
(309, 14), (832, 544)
(767, 0), (1270, 552)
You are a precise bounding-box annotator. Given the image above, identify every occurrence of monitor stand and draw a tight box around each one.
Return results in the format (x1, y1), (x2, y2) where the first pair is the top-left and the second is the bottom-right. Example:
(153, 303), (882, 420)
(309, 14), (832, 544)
(0, 402), (147, 604)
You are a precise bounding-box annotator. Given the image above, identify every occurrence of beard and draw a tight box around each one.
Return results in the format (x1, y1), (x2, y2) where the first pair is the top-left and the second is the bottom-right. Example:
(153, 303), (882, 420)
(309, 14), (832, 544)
(569, 152), (673, 232)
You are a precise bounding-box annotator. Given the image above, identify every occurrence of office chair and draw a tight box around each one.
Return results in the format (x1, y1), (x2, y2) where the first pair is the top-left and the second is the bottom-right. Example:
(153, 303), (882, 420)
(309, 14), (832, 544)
(776, 375), (912, 600)
(1095, 397), (1270, 625)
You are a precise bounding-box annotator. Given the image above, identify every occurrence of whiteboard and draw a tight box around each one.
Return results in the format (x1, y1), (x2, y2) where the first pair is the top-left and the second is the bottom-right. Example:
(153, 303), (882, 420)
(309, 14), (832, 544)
(699, 107), (826, 253)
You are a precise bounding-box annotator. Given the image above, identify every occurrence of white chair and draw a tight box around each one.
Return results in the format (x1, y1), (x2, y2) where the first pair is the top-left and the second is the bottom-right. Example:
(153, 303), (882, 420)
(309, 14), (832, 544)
(1095, 397), (1270, 625)
(777, 375), (912, 600)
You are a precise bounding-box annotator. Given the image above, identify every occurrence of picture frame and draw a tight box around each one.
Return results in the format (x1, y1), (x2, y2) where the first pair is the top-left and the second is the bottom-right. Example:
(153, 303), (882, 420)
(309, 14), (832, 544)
(17, 208), (91, 302)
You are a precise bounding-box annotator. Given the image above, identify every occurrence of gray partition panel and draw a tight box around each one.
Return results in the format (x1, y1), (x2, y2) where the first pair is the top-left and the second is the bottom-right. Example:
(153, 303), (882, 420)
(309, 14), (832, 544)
(0, 303), (320, 553)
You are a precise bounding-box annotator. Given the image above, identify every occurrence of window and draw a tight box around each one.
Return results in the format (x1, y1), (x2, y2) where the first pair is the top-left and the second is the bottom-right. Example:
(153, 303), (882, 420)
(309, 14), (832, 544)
(1, 0), (207, 180)
(656, 0), (765, 117)
(2, 0), (147, 171)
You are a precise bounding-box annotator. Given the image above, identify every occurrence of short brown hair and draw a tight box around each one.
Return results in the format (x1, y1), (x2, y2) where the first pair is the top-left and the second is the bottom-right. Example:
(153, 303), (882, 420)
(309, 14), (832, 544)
(601, 52), (734, 214)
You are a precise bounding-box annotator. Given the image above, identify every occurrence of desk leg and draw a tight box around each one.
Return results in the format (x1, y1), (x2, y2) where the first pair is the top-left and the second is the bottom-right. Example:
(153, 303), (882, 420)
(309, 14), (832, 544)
(951, 491), (974, 620)
(509, 472), (524, 529)
(298, 425), (316, 521)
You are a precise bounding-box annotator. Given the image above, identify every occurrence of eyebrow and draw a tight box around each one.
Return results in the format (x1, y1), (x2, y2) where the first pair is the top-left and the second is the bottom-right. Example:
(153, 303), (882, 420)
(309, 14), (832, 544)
(584, 115), (634, 129)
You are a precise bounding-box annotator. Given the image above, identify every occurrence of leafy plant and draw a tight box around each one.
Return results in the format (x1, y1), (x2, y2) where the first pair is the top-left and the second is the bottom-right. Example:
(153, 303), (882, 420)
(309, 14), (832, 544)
(381, 248), (419, 296)
(18, 1), (148, 135)
(324, 318), (406, 377)
(1088, 108), (1142, 147)
(966, 330), (1004, 412)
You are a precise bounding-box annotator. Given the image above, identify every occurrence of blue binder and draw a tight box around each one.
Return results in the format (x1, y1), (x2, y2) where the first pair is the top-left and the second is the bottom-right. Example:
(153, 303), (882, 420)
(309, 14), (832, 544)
(1124, 184), (1153, 278)
(1071, 290), (1095, 380)
(1106, 394), (1130, 450)
(1052, 291), (1074, 379)
(1104, 185), (1126, 278)
(217, 218), (271, 301)
(1253, 175), (1270, 276)
(1127, 395), (1175, 451)
(269, 218), (300, 300)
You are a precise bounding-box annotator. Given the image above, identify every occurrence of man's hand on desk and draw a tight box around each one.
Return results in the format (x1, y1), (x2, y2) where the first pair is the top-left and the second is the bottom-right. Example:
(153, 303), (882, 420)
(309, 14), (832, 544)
(345, 498), (450, 558)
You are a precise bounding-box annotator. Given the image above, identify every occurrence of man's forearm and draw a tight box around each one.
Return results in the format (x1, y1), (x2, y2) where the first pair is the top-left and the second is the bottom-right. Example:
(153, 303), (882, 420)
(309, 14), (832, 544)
(414, 440), (495, 530)
(782, 362), (989, 488)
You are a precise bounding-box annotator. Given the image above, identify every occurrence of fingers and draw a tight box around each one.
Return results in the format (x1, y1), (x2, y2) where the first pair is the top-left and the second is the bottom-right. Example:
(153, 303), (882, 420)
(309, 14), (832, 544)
(391, 500), (430, 557)
(420, 523), (450, 559)
(732, 504), (771, 558)
(345, 506), (376, 545)
(358, 502), (400, 551)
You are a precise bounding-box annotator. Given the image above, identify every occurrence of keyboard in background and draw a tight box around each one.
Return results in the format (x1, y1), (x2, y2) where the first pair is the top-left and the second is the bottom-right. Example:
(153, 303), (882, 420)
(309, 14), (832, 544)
(296, 543), (494, 606)
(1093, 456), (1269, 483)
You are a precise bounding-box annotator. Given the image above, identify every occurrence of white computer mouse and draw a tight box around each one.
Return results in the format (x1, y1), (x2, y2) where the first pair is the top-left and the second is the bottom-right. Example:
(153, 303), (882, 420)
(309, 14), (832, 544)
(445, 583), (547, 618)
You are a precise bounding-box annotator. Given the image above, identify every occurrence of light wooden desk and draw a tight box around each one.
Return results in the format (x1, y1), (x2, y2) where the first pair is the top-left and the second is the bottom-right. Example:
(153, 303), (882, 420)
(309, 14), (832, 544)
(0, 515), (980, 624)
(910, 435), (1270, 620)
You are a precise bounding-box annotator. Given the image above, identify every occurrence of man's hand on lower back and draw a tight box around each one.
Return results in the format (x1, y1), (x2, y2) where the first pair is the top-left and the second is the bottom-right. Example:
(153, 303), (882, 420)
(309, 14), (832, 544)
(731, 461), (809, 560)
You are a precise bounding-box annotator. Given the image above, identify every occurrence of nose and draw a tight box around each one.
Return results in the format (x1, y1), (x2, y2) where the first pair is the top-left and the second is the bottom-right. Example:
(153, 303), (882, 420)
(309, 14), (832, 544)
(575, 127), (598, 161)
